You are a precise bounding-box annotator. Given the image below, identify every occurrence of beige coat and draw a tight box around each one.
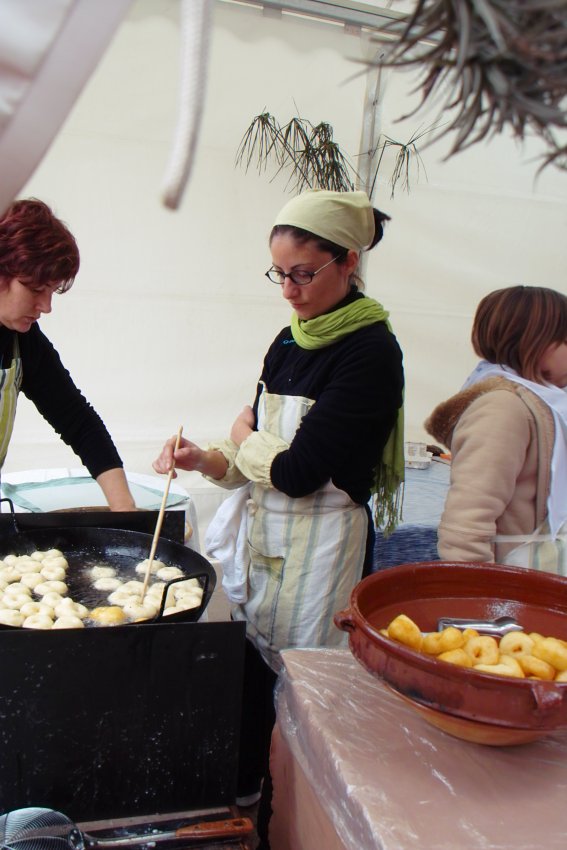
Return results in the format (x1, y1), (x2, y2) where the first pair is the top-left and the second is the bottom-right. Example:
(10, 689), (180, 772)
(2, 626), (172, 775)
(425, 377), (554, 563)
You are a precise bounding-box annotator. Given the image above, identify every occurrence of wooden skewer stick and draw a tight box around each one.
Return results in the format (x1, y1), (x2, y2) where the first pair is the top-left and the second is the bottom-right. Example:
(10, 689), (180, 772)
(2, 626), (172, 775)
(141, 425), (184, 602)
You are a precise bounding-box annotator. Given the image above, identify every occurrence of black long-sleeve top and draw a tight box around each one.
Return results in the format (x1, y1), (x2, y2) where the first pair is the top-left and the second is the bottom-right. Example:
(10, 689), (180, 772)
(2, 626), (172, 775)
(0, 323), (123, 478)
(253, 289), (404, 505)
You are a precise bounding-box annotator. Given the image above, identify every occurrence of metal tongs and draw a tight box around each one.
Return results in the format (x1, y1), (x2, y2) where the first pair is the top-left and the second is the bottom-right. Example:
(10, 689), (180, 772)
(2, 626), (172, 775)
(437, 616), (523, 637)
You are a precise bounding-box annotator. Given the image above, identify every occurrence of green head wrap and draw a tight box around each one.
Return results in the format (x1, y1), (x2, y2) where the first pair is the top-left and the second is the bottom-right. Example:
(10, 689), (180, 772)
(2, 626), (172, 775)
(273, 189), (375, 251)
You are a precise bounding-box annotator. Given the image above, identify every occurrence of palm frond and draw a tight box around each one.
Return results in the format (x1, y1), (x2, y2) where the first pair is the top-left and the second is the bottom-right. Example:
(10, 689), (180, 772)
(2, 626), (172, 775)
(369, 0), (567, 167)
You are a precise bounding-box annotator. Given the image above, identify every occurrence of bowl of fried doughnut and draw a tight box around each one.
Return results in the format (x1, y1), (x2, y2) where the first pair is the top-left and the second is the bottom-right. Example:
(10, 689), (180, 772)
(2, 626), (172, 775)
(334, 561), (567, 745)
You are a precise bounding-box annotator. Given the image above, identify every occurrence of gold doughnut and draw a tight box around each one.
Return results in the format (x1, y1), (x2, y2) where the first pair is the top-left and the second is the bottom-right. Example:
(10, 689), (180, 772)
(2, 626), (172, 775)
(517, 654), (555, 681)
(387, 614), (423, 651)
(464, 635), (499, 665)
(499, 631), (535, 658)
(437, 648), (472, 668)
(423, 626), (465, 656)
(533, 637), (567, 672)
(90, 606), (126, 625)
(529, 631), (545, 646)
(498, 654), (525, 677)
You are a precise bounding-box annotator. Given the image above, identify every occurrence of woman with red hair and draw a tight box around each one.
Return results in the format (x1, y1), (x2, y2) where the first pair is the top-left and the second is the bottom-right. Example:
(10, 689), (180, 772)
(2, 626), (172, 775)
(0, 198), (135, 510)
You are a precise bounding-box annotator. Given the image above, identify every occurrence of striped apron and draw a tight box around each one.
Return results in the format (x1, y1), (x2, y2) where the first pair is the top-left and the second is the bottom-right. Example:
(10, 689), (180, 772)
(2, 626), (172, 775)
(232, 385), (367, 673)
(0, 337), (22, 469)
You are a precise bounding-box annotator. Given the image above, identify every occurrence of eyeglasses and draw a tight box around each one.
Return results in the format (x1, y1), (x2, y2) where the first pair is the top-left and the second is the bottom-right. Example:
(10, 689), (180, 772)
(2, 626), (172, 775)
(265, 255), (339, 286)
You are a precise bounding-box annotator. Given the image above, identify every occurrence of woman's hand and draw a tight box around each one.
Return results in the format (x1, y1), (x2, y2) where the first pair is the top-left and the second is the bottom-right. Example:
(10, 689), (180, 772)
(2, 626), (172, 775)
(153, 435), (228, 480)
(153, 435), (203, 476)
(230, 405), (255, 447)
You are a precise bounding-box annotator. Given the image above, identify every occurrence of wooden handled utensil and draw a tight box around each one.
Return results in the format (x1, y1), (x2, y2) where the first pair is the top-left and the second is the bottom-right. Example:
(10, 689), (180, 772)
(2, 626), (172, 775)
(0, 807), (254, 848)
(141, 425), (183, 602)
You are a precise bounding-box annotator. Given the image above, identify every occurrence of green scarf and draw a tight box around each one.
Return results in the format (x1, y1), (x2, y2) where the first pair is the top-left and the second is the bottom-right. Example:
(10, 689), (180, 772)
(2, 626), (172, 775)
(291, 298), (404, 535)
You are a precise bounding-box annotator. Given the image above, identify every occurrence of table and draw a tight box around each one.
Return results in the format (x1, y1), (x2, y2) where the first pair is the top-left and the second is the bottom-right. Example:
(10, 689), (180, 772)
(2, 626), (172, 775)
(270, 648), (567, 850)
(0, 467), (200, 550)
(374, 459), (450, 569)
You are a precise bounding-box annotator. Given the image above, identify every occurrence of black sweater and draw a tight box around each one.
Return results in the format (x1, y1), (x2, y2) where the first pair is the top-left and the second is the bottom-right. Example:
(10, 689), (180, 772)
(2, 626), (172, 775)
(254, 291), (404, 505)
(0, 323), (123, 478)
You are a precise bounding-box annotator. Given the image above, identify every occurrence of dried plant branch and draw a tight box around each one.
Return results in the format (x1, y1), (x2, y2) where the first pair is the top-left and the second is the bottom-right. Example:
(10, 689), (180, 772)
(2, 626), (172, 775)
(235, 112), (285, 173)
(235, 112), (357, 191)
(370, 0), (567, 168)
(368, 123), (437, 198)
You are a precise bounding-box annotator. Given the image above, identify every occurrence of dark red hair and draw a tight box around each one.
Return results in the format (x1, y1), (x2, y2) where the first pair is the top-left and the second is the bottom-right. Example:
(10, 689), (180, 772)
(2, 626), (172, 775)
(0, 198), (79, 292)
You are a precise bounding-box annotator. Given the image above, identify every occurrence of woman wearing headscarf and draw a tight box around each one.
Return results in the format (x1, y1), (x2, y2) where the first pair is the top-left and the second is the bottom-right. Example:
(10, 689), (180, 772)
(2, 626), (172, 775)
(0, 198), (135, 510)
(153, 189), (404, 844)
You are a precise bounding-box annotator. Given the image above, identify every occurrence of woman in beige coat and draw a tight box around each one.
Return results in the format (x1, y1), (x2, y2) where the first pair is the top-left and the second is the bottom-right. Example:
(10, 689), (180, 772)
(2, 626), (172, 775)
(426, 285), (567, 571)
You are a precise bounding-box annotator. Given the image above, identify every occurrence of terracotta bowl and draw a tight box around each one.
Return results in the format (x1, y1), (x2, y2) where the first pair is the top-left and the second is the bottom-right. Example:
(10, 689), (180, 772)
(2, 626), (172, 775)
(334, 561), (567, 745)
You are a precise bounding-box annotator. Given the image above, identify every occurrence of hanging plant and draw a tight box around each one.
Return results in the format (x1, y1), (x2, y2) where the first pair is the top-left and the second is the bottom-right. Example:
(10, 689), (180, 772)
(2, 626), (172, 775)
(367, 123), (438, 199)
(235, 111), (357, 192)
(369, 0), (567, 168)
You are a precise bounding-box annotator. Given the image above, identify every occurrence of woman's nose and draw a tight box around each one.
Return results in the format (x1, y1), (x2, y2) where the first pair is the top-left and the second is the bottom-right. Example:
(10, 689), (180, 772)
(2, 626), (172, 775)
(282, 276), (299, 296)
(36, 290), (53, 313)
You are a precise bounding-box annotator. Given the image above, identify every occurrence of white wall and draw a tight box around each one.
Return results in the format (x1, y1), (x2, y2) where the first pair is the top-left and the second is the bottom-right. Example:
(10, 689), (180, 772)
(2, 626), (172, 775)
(4, 0), (567, 529)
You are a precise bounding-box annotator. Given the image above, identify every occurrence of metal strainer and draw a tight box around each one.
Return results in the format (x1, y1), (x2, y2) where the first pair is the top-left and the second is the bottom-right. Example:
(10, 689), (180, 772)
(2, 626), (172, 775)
(0, 808), (253, 850)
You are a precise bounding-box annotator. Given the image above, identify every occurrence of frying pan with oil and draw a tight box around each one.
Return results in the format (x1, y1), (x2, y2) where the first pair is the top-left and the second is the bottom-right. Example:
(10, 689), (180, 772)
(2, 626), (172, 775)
(0, 504), (216, 627)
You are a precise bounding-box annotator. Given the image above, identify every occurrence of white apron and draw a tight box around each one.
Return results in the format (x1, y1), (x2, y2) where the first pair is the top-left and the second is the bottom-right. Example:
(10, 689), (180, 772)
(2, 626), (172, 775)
(0, 338), (22, 469)
(232, 385), (367, 672)
(496, 520), (567, 576)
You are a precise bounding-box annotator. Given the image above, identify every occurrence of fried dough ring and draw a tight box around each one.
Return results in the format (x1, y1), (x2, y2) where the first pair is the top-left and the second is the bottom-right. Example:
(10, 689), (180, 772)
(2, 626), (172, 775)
(437, 648), (472, 667)
(55, 599), (88, 619)
(90, 565), (117, 579)
(23, 614), (54, 630)
(20, 601), (53, 618)
(533, 637), (567, 672)
(517, 654), (555, 681)
(53, 615), (85, 629)
(387, 614), (423, 651)
(0, 609), (24, 626)
(35, 580), (67, 596)
(122, 600), (159, 620)
(40, 565), (66, 582)
(423, 627), (465, 655)
(93, 577), (123, 592)
(499, 631), (535, 658)
(3, 583), (31, 598)
(464, 635), (499, 665)
(2, 593), (31, 610)
(90, 606), (127, 625)
(20, 573), (43, 590)
(498, 654), (525, 677)
(179, 593), (202, 611)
